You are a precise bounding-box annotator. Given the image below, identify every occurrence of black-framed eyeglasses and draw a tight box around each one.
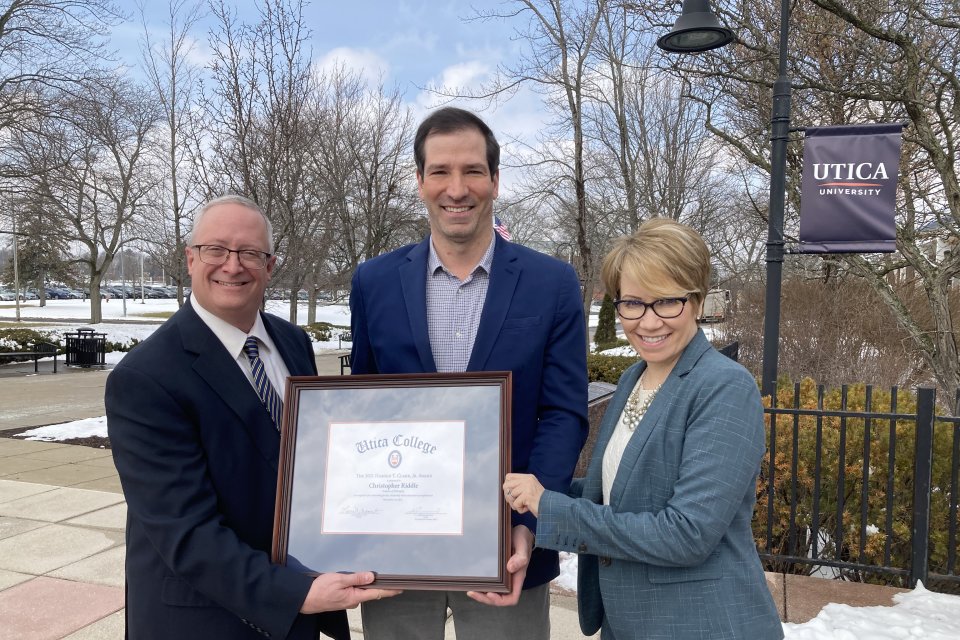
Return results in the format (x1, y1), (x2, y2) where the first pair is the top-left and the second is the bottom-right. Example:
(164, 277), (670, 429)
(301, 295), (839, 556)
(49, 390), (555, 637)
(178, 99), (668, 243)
(613, 297), (688, 320)
(192, 244), (271, 269)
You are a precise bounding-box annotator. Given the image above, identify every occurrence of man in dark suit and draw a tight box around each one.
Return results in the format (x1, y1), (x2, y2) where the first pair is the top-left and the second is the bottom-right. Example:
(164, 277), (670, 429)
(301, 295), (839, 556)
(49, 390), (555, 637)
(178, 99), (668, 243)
(107, 196), (395, 640)
(351, 108), (589, 640)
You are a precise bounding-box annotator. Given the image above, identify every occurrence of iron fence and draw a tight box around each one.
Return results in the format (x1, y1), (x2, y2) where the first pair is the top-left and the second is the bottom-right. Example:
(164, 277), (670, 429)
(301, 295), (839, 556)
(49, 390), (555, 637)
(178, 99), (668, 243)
(757, 383), (960, 592)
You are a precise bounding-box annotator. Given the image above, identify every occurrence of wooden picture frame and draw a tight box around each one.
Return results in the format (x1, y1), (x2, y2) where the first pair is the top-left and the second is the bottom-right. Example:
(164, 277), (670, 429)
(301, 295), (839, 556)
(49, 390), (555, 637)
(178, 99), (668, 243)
(272, 372), (512, 592)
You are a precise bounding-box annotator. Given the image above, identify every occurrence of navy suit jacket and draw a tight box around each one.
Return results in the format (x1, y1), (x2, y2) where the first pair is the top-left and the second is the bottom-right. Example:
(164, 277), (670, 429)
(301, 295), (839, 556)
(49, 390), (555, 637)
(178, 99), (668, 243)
(106, 301), (349, 640)
(537, 331), (783, 639)
(350, 234), (589, 587)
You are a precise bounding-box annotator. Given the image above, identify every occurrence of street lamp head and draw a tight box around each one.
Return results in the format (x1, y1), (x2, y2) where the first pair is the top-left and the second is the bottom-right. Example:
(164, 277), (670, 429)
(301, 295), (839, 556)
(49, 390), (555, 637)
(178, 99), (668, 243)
(657, 0), (734, 53)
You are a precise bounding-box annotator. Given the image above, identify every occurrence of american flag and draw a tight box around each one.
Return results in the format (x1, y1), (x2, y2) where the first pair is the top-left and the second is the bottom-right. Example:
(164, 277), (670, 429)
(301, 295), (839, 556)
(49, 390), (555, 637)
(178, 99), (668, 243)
(493, 216), (512, 241)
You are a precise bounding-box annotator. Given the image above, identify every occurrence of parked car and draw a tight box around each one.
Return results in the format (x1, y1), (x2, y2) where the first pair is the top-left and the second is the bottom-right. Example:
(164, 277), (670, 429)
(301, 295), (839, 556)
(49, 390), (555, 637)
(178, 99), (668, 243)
(0, 288), (16, 301)
(45, 287), (72, 299)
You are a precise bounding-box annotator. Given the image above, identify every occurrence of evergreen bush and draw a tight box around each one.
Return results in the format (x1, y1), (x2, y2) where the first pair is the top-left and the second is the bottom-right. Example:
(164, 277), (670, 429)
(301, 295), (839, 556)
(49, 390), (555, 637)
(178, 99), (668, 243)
(593, 294), (618, 350)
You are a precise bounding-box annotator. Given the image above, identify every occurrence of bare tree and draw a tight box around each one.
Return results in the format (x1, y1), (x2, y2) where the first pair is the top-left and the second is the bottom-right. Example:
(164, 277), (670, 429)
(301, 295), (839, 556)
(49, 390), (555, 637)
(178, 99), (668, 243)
(634, 0), (960, 392)
(462, 0), (607, 338)
(138, 0), (205, 304)
(309, 66), (421, 277)
(0, 0), (122, 274)
(0, 0), (122, 151)
(20, 78), (161, 323)
(202, 0), (328, 322)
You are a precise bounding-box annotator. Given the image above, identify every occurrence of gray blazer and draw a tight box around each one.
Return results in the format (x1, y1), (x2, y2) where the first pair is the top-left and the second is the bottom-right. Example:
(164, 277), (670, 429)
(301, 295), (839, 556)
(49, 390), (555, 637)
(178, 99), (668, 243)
(537, 330), (783, 639)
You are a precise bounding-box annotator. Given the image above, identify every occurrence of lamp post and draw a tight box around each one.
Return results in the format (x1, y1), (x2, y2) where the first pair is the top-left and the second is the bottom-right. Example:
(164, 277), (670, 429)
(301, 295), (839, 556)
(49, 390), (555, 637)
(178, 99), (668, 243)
(760, 0), (792, 401)
(659, 0), (790, 399)
(119, 237), (127, 318)
(12, 206), (21, 322)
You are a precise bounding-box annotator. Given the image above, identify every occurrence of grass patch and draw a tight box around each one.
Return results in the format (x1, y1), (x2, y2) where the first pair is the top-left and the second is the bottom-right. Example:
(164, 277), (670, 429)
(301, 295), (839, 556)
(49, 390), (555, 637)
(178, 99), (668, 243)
(133, 311), (174, 319)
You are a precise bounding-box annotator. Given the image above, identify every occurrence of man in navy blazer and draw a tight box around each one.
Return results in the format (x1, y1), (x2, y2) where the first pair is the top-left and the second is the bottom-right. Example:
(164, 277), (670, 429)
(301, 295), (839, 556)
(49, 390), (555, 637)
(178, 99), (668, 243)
(107, 196), (393, 640)
(351, 107), (589, 639)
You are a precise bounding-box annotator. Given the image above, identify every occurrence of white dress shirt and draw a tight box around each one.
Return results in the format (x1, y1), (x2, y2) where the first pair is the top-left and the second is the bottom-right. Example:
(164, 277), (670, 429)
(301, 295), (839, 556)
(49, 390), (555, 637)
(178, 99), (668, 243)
(191, 299), (292, 396)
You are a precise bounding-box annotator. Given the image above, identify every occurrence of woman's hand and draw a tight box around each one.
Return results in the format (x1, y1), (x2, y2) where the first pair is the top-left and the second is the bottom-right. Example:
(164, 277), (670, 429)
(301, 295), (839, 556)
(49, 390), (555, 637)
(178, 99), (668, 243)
(503, 473), (545, 518)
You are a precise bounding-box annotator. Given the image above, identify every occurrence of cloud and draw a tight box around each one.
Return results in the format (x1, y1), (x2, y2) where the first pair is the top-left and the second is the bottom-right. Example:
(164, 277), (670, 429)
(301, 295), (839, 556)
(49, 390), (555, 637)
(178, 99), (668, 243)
(316, 47), (392, 85)
(383, 29), (439, 55)
(437, 61), (494, 93)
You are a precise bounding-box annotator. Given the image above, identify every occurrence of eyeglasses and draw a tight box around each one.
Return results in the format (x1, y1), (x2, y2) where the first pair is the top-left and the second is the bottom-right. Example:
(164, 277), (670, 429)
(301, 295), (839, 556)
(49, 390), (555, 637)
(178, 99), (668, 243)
(192, 245), (271, 269)
(613, 297), (688, 320)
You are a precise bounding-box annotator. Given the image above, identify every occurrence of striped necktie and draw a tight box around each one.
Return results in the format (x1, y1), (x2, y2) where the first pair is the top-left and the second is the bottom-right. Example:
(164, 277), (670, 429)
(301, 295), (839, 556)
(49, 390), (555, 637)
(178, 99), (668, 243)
(243, 337), (283, 430)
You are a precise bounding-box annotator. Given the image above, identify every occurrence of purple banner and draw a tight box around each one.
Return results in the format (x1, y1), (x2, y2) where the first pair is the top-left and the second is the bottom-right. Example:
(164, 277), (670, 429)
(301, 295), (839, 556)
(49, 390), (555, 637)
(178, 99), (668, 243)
(798, 123), (902, 253)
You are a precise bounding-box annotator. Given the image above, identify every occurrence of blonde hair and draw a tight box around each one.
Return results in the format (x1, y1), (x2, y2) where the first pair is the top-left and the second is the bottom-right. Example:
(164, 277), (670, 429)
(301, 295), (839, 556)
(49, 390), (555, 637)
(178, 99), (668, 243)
(601, 218), (711, 309)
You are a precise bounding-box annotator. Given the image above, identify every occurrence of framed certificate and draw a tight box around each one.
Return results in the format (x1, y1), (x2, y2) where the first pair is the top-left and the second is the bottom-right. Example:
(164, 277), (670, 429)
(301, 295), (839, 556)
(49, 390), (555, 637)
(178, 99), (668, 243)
(272, 372), (512, 592)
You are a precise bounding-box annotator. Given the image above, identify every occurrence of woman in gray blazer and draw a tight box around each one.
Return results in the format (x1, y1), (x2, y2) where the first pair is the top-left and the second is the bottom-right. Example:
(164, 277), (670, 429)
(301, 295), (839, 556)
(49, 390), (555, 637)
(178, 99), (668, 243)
(504, 219), (783, 639)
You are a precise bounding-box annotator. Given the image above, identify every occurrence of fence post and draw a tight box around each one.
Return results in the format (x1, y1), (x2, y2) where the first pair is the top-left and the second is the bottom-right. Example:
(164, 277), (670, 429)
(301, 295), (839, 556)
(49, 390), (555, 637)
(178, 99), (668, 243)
(910, 386), (935, 588)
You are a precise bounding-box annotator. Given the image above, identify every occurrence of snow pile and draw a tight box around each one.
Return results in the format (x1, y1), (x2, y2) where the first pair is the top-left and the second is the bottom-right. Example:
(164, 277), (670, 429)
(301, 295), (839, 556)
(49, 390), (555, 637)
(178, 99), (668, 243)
(554, 557), (960, 639)
(15, 417), (108, 442)
(783, 581), (960, 639)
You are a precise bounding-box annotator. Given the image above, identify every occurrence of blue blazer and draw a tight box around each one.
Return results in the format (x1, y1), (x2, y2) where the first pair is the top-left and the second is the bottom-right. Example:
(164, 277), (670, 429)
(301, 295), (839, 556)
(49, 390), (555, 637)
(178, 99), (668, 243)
(350, 234), (589, 587)
(537, 331), (783, 639)
(106, 301), (349, 640)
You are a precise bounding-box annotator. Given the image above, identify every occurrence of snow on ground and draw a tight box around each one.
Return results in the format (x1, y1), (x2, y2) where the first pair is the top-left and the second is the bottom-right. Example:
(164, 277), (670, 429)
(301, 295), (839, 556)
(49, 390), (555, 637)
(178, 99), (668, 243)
(0, 297), (351, 327)
(556, 553), (960, 639)
(2, 298), (356, 449)
(782, 581), (960, 639)
(556, 552), (578, 591)
(0, 298), (353, 353)
(17, 417), (108, 442)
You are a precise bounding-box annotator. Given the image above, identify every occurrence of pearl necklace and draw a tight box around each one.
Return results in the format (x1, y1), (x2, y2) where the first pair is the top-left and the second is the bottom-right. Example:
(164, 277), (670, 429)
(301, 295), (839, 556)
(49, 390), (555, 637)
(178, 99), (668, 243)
(621, 372), (661, 430)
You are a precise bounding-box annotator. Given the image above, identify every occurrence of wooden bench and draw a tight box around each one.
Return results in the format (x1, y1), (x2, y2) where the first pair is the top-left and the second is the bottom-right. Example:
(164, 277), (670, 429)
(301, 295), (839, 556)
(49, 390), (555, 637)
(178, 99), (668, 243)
(0, 341), (61, 373)
(339, 353), (351, 375)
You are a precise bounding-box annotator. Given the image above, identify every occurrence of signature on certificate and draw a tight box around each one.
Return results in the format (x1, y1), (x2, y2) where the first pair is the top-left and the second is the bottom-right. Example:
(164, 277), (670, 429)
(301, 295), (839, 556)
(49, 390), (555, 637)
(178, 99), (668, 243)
(406, 506), (447, 521)
(339, 503), (382, 519)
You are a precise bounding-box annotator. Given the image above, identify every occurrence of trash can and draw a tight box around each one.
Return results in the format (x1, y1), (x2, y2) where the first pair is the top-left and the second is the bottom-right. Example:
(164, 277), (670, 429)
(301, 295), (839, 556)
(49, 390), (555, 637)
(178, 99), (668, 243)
(65, 328), (107, 368)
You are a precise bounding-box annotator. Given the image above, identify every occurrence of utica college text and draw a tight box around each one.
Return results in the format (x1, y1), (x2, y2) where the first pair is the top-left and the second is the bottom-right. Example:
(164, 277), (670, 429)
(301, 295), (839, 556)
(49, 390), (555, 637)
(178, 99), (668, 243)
(356, 434), (438, 454)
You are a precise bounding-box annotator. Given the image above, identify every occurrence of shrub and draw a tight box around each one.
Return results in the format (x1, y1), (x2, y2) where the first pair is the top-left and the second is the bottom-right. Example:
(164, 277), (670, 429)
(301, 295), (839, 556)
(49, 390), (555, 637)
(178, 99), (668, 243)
(303, 322), (334, 342)
(755, 378), (959, 591)
(593, 294), (618, 349)
(105, 337), (140, 353)
(0, 328), (59, 364)
(0, 328), (54, 351)
(596, 338), (630, 353)
(723, 277), (924, 389)
(587, 353), (637, 384)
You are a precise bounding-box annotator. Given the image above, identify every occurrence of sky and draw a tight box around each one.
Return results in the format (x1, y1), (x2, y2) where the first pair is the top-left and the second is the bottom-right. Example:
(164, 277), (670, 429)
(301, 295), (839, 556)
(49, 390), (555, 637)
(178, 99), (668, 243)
(4, 298), (960, 638)
(123, 0), (551, 169)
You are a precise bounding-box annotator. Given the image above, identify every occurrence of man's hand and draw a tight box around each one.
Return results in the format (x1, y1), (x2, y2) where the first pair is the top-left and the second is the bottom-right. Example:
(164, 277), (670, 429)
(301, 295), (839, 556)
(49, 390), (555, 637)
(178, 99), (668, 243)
(466, 525), (534, 607)
(300, 572), (401, 613)
(503, 473), (545, 518)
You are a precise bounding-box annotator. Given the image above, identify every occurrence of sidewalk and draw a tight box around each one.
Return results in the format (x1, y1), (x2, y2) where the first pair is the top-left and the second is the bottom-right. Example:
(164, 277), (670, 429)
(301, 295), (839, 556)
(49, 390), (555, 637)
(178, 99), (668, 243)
(0, 357), (592, 639)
